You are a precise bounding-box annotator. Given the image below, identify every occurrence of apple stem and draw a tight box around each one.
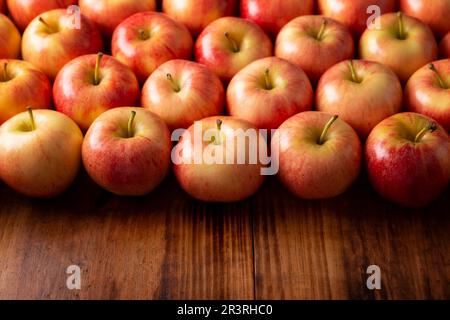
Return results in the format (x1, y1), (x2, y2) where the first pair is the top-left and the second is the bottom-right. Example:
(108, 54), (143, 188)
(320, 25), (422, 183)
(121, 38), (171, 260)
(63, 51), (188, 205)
(428, 63), (447, 89)
(27, 107), (36, 131)
(349, 60), (360, 83)
(414, 122), (437, 143)
(264, 69), (272, 90)
(224, 32), (238, 52)
(94, 52), (104, 85)
(166, 73), (181, 92)
(138, 28), (149, 40)
(38, 17), (55, 33)
(127, 111), (137, 138)
(318, 115), (339, 145)
(317, 19), (328, 41)
(2, 63), (7, 82)
(397, 12), (405, 39)
(212, 119), (223, 145)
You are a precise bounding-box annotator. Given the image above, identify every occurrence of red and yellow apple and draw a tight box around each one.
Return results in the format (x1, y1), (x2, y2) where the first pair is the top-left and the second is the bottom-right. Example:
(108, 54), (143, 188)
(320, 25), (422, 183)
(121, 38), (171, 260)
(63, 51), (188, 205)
(0, 14), (21, 59)
(440, 32), (450, 58)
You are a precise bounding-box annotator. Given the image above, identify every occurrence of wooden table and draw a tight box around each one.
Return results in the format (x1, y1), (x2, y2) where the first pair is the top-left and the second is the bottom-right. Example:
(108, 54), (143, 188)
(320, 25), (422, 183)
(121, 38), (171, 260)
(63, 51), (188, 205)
(0, 171), (448, 300)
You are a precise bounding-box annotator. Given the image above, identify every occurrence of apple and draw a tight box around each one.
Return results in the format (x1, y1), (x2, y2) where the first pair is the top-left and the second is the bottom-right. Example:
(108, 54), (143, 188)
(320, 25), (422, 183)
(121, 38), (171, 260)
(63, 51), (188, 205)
(318, 0), (397, 37)
(142, 59), (225, 131)
(0, 108), (83, 198)
(22, 9), (103, 80)
(112, 12), (193, 83)
(271, 112), (361, 199)
(79, 0), (157, 37)
(400, 0), (450, 38)
(240, 0), (314, 38)
(275, 16), (354, 84)
(405, 60), (450, 132)
(0, 59), (52, 125)
(0, 14), (21, 59)
(195, 17), (272, 83)
(440, 32), (450, 58)
(227, 56), (313, 130)
(366, 112), (450, 208)
(163, 0), (237, 37)
(54, 52), (140, 132)
(173, 116), (266, 202)
(0, 0), (5, 14)
(6, 0), (77, 31)
(82, 107), (172, 196)
(359, 12), (438, 83)
(316, 59), (403, 138)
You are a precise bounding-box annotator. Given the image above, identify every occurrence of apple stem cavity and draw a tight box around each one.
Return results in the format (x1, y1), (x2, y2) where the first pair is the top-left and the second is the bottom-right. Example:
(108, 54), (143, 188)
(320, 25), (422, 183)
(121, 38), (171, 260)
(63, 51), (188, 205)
(318, 115), (339, 145)
(349, 60), (360, 83)
(38, 17), (56, 33)
(317, 19), (328, 41)
(264, 69), (272, 90)
(212, 119), (223, 145)
(94, 52), (104, 85)
(2, 63), (7, 82)
(428, 63), (447, 89)
(27, 107), (36, 131)
(166, 73), (181, 92)
(414, 122), (437, 143)
(127, 111), (137, 138)
(224, 32), (239, 52)
(138, 28), (150, 41)
(397, 12), (405, 40)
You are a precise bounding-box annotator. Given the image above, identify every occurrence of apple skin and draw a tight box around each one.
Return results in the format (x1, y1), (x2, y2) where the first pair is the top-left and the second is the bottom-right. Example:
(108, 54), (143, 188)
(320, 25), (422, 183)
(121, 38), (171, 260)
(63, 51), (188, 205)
(112, 12), (193, 84)
(405, 59), (450, 132)
(54, 54), (140, 132)
(316, 59), (403, 138)
(275, 16), (354, 84)
(82, 107), (172, 196)
(79, 0), (157, 37)
(359, 12), (438, 83)
(440, 32), (450, 58)
(227, 57), (313, 130)
(400, 0), (450, 38)
(0, 0), (5, 14)
(195, 17), (273, 83)
(0, 14), (21, 59)
(366, 112), (450, 208)
(0, 59), (52, 125)
(318, 0), (397, 37)
(142, 59), (225, 132)
(173, 116), (266, 202)
(240, 0), (314, 38)
(22, 9), (104, 80)
(271, 111), (362, 199)
(0, 109), (83, 198)
(163, 0), (237, 37)
(6, 0), (77, 31)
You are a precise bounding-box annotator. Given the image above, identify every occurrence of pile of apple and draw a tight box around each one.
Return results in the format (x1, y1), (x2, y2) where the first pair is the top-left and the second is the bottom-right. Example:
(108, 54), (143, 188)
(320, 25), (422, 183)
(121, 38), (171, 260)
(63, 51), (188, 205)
(0, 0), (449, 208)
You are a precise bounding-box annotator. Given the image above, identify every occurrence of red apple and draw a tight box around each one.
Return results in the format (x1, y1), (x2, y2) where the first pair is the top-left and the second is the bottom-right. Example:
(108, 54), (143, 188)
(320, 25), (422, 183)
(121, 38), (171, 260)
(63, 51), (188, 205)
(0, 109), (83, 198)
(142, 59), (225, 131)
(0, 14), (21, 59)
(112, 12), (193, 83)
(0, 0), (5, 14)
(227, 57), (313, 130)
(173, 116), (266, 202)
(195, 17), (272, 82)
(405, 60), (450, 132)
(163, 0), (237, 37)
(0, 59), (52, 125)
(316, 59), (403, 138)
(6, 0), (77, 31)
(366, 112), (450, 208)
(83, 107), (171, 196)
(400, 0), (450, 38)
(275, 16), (354, 84)
(22, 9), (103, 80)
(54, 53), (140, 132)
(359, 12), (438, 83)
(318, 0), (397, 37)
(240, 0), (314, 38)
(79, 0), (157, 37)
(440, 32), (450, 58)
(271, 112), (361, 199)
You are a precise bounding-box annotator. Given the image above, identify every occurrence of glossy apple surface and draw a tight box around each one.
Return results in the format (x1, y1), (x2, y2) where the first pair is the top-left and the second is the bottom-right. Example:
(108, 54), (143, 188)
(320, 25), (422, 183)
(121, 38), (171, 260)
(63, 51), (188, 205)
(54, 53), (140, 132)
(0, 14), (21, 59)
(195, 17), (272, 82)
(440, 32), (450, 58)
(316, 59), (403, 137)
(79, 0), (157, 36)
(112, 12), (193, 83)
(240, 0), (314, 37)
(275, 16), (354, 84)
(366, 112), (450, 208)
(272, 111), (361, 199)
(22, 9), (103, 80)
(83, 107), (172, 196)
(0, 109), (83, 198)
(405, 59), (450, 132)
(142, 59), (225, 131)
(163, 0), (236, 37)
(0, 59), (52, 124)
(360, 12), (438, 83)
(227, 57), (313, 130)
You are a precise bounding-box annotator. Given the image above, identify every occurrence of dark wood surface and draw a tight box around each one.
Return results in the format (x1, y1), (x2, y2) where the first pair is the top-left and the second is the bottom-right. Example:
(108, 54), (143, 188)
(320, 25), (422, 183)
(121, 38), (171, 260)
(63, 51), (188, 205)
(0, 171), (448, 300)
